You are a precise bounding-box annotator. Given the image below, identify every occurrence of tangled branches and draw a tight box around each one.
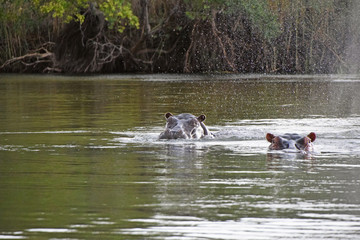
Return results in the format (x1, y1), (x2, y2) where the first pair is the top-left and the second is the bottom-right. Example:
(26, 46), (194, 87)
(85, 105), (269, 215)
(54, 6), (114, 73)
(0, 42), (56, 72)
(0, 1), (353, 74)
(184, 10), (237, 73)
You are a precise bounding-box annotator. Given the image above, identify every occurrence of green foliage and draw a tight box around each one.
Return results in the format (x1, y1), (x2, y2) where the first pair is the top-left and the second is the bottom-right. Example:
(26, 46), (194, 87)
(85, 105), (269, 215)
(0, 0), (357, 73)
(0, 0), (37, 32)
(0, 0), (40, 59)
(183, 0), (281, 40)
(33, 0), (139, 31)
(99, 0), (139, 32)
(33, 0), (88, 23)
(0, 0), (139, 64)
(236, 0), (281, 40)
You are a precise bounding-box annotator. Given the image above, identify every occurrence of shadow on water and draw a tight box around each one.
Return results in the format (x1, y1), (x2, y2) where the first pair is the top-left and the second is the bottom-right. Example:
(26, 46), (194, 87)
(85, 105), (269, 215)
(1, 74), (360, 239)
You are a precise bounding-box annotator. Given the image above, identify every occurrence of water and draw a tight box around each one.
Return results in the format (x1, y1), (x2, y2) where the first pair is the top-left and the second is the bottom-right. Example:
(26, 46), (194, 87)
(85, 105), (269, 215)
(0, 74), (360, 239)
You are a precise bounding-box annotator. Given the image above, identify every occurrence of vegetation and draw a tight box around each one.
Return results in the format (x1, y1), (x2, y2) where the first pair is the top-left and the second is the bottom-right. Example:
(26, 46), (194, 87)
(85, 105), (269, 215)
(0, 0), (357, 73)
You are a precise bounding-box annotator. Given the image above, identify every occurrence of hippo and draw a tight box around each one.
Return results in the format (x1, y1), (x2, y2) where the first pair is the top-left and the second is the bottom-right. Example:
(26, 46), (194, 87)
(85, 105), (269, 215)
(266, 132), (316, 152)
(159, 112), (212, 139)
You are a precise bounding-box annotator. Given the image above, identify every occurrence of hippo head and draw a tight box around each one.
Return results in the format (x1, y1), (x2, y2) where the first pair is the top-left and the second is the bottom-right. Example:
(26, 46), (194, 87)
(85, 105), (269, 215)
(159, 112), (210, 140)
(266, 132), (316, 152)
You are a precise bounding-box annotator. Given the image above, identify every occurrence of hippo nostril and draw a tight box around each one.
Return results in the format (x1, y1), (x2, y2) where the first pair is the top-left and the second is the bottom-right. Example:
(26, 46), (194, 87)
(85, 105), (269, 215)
(168, 129), (186, 139)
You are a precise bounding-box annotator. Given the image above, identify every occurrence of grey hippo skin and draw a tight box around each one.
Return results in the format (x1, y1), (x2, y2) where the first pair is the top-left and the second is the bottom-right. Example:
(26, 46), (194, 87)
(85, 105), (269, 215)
(266, 132), (316, 152)
(159, 113), (212, 139)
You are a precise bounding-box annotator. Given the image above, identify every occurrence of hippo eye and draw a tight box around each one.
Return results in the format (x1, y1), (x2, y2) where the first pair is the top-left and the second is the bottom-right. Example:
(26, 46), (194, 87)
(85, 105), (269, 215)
(188, 119), (198, 127)
(167, 118), (177, 128)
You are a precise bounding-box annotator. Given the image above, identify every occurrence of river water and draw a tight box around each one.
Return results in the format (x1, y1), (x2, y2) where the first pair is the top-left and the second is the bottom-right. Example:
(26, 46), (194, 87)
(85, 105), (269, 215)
(0, 74), (360, 239)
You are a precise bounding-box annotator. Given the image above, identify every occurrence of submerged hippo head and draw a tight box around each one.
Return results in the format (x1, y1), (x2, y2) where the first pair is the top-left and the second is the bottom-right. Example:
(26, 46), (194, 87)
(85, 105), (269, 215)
(159, 112), (211, 139)
(266, 132), (316, 152)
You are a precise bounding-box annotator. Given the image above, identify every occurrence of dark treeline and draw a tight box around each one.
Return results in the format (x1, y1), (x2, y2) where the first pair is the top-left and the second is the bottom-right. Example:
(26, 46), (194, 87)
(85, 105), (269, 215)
(1, 0), (359, 74)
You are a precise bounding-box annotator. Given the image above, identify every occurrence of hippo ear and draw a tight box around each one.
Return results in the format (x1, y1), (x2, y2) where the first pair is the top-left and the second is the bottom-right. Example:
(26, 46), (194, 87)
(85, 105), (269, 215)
(308, 132), (316, 142)
(165, 112), (173, 119)
(266, 133), (275, 142)
(197, 114), (206, 122)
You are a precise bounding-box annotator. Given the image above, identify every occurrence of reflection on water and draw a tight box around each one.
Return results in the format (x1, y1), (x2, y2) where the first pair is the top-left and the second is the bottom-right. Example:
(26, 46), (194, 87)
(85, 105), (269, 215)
(0, 74), (360, 239)
(123, 215), (360, 239)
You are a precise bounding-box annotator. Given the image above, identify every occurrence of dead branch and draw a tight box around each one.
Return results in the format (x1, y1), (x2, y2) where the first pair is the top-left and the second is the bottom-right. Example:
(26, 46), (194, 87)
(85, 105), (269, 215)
(0, 43), (55, 71)
(184, 21), (198, 72)
(210, 10), (237, 72)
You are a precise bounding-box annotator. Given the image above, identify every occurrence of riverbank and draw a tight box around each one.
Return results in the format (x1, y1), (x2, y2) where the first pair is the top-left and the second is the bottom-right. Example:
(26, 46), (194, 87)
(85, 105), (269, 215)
(1, 1), (359, 74)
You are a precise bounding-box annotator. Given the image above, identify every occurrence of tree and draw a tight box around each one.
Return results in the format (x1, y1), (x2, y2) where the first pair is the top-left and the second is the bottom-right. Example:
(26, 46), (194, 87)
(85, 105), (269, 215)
(0, 0), (357, 74)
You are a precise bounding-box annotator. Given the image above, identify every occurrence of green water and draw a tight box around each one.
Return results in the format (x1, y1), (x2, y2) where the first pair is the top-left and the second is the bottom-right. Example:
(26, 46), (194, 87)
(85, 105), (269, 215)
(1, 74), (360, 239)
